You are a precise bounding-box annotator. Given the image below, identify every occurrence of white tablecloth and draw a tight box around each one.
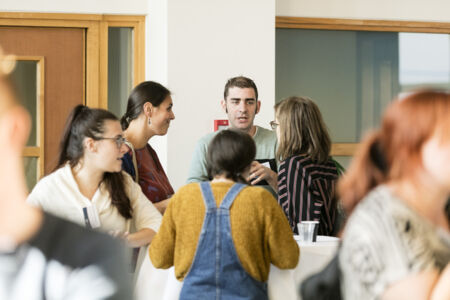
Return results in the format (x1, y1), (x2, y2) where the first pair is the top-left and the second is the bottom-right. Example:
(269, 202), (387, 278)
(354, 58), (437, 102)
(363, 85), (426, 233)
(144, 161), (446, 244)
(135, 235), (339, 300)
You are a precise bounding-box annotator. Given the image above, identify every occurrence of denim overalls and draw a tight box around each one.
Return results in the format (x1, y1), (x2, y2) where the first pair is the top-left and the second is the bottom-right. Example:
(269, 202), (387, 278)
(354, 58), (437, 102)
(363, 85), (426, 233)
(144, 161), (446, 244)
(179, 182), (268, 300)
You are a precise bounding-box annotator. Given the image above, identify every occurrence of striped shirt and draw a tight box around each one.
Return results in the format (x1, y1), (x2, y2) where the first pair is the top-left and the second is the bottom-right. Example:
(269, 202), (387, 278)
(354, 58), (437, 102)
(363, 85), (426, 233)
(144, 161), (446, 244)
(277, 155), (338, 235)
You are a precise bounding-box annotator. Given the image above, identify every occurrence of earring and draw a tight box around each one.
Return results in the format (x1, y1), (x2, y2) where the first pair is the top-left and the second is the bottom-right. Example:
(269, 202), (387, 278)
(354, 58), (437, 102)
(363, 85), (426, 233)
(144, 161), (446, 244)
(148, 118), (151, 125)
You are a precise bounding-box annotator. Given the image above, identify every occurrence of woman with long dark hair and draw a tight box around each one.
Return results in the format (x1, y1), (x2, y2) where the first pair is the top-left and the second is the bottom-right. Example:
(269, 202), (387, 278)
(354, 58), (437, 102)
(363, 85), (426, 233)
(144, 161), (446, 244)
(27, 105), (162, 248)
(149, 129), (299, 300)
(121, 81), (175, 214)
(339, 90), (450, 299)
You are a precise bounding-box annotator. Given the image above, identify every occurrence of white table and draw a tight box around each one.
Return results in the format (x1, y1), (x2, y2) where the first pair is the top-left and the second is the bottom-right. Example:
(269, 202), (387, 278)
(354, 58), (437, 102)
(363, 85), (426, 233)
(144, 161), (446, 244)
(135, 236), (339, 300)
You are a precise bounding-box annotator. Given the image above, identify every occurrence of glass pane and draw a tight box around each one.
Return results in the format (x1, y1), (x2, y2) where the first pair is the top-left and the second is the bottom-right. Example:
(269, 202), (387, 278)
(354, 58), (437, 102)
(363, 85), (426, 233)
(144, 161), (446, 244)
(10, 61), (38, 146)
(23, 157), (38, 191)
(276, 29), (450, 143)
(399, 33), (450, 91)
(333, 156), (353, 172)
(108, 27), (134, 119)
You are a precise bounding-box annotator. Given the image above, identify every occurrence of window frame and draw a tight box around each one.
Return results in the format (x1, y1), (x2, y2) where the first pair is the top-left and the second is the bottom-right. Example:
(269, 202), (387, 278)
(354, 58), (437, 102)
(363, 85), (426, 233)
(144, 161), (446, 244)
(276, 16), (450, 156)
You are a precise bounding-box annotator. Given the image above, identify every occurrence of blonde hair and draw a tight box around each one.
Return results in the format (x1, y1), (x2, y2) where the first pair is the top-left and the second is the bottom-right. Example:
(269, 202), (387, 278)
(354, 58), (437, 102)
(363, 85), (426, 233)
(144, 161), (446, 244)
(275, 96), (331, 163)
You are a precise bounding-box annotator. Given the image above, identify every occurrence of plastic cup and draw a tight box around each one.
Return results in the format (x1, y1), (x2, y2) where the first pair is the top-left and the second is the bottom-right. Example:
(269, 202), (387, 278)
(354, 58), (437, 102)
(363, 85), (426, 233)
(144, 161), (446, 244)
(297, 221), (319, 242)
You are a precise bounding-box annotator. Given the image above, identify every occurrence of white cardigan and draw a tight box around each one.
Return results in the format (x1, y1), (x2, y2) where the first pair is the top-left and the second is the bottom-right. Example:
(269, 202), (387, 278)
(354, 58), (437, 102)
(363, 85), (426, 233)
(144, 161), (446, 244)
(27, 164), (162, 234)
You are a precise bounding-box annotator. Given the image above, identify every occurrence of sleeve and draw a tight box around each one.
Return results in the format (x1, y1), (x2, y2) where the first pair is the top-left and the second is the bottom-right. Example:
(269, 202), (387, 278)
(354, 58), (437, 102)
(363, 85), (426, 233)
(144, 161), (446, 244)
(339, 206), (406, 299)
(37, 214), (133, 300)
(283, 158), (305, 231)
(70, 237), (133, 300)
(277, 161), (293, 229)
(290, 159), (320, 225)
(149, 193), (177, 269)
(267, 194), (300, 269)
(26, 179), (47, 209)
(125, 173), (162, 233)
(311, 178), (335, 235)
(339, 227), (385, 298)
(186, 137), (209, 183)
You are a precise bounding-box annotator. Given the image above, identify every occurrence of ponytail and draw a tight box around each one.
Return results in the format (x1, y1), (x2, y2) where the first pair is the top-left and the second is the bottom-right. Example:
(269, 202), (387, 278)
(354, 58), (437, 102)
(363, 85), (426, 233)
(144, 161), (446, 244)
(121, 81), (171, 130)
(339, 89), (450, 217)
(57, 105), (133, 219)
(338, 132), (389, 215)
(120, 114), (130, 130)
(57, 105), (88, 169)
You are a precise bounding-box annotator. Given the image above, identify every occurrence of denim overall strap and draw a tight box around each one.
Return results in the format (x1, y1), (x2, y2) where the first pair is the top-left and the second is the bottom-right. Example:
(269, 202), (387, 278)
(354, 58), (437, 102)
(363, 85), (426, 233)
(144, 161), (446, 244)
(179, 182), (268, 300)
(199, 181), (217, 211)
(219, 183), (246, 210)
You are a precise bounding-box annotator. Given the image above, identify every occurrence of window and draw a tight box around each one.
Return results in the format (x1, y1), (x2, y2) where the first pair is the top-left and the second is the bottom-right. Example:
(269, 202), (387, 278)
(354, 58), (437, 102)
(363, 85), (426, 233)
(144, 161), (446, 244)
(276, 17), (450, 168)
(10, 57), (44, 189)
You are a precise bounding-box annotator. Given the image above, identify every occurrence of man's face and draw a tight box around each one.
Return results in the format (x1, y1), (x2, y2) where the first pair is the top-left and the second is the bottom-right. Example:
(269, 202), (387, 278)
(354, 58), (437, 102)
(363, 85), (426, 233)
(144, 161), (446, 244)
(221, 87), (260, 133)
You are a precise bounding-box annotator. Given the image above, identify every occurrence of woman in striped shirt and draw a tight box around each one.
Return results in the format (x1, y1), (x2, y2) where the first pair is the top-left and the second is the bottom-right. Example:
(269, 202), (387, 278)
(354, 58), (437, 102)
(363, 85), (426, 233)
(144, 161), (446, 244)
(273, 96), (339, 236)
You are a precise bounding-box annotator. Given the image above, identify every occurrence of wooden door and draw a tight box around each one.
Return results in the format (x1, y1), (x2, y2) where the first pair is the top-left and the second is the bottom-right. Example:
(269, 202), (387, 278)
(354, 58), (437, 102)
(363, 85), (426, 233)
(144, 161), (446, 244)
(0, 27), (85, 180)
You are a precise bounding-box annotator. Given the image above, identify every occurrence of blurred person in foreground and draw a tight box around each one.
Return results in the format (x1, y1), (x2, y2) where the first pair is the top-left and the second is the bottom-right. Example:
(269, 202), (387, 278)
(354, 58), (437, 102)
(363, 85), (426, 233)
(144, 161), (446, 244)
(339, 90), (450, 300)
(0, 50), (131, 299)
(150, 129), (299, 300)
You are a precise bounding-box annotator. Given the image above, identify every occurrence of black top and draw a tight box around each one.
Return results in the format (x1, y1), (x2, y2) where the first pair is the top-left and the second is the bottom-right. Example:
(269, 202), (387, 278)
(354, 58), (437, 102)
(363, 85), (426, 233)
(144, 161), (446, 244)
(0, 212), (132, 300)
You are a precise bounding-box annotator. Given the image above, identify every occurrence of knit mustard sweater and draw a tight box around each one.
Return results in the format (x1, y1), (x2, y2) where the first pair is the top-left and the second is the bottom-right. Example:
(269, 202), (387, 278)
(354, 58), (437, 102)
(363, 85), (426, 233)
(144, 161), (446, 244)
(149, 182), (299, 282)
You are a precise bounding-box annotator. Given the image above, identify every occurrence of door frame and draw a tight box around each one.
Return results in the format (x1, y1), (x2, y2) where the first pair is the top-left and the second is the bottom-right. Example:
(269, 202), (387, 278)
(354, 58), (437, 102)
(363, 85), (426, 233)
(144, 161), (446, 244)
(0, 12), (145, 180)
(0, 12), (146, 109)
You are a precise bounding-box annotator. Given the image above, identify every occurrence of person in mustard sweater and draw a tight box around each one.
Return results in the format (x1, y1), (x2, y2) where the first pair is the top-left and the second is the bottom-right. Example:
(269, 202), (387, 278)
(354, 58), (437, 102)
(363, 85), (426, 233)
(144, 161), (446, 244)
(149, 129), (299, 300)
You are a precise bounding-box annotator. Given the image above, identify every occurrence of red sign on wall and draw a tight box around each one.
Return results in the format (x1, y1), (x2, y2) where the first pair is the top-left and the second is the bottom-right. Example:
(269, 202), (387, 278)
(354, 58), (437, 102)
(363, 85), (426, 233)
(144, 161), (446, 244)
(214, 119), (229, 131)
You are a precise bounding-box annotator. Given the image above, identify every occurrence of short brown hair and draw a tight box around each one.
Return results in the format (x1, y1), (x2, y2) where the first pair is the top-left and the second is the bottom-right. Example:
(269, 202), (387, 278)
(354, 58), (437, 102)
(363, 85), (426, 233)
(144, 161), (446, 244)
(223, 76), (258, 100)
(275, 96), (331, 163)
(206, 129), (256, 183)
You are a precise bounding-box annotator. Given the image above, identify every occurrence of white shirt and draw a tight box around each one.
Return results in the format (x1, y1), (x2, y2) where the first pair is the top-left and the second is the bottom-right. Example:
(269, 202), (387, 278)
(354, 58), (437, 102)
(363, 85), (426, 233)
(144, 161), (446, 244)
(27, 164), (162, 234)
(339, 185), (450, 300)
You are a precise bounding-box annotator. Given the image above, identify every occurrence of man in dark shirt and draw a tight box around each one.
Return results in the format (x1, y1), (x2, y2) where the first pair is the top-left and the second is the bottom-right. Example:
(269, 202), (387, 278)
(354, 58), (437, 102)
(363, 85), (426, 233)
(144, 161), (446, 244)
(0, 51), (132, 300)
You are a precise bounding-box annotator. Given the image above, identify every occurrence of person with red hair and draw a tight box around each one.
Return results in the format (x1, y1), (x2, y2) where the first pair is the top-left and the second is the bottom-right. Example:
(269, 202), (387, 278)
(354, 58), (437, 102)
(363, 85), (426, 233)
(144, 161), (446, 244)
(338, 90), (450, 300)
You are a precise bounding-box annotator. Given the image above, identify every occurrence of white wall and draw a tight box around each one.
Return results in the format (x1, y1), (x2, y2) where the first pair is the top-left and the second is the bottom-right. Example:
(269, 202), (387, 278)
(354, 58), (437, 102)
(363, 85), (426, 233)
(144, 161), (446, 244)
(276, 0), (450, 22)
(1, 0), (276, 192)
(3, 0), (450, 191)
(146, 0), (169, 173)
(0, 0), (148, 14)
(162, 0), (276, 190)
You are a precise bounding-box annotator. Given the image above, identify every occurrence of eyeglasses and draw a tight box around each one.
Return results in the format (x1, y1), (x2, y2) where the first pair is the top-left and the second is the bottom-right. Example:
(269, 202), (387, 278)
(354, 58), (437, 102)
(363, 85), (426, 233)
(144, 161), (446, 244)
(97, 136), (127, 148)
(270, 121), (279, 130)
